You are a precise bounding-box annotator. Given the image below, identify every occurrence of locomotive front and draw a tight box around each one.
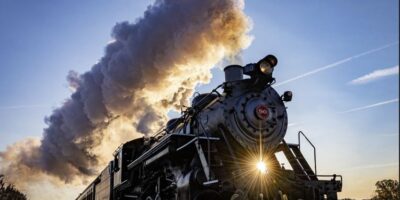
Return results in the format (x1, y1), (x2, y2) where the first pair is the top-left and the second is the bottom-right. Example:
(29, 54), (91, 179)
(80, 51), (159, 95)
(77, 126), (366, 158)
(76, 55), (343, 200)
(196, 55), (291, 150)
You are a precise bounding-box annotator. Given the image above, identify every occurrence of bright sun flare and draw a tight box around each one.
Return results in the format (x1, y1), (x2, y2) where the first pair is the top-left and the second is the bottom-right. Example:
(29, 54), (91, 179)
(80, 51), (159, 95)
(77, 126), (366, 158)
(256, 161), (267, 174)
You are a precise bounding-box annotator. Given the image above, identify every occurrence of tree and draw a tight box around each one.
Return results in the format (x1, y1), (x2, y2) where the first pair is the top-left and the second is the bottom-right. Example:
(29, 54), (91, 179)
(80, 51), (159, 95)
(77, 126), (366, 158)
(371, 179), (399, 200)
(0, 175), (27, 200)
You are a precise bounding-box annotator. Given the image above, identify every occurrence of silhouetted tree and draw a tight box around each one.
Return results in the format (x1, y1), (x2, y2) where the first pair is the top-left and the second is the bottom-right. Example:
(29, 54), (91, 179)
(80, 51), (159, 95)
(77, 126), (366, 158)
(0, 175), (27, 200)
(371, 179), (399, 200)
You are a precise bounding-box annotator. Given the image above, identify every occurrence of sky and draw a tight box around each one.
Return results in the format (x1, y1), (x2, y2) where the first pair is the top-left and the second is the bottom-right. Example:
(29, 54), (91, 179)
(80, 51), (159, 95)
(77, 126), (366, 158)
(0, 0), (398, 199)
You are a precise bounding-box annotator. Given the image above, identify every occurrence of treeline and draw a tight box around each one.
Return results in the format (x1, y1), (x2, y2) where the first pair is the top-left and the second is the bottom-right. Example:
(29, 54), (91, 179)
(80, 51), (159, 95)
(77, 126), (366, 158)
(0, 175), (27, 200)
(342, 179), (399, 200)
(371, 179), (399, 200)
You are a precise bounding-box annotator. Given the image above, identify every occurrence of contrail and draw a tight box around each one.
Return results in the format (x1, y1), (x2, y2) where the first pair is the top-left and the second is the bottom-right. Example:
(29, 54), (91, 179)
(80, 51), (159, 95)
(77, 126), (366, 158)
(274, 42), (399, 87)
(349, 65), (399, 85)
(287, 122), (304, 127)
(0, 104), (49, 110)
(343, 162), (398, 171)
(339, 98), (399, 114)
(376, 133), (398, 137)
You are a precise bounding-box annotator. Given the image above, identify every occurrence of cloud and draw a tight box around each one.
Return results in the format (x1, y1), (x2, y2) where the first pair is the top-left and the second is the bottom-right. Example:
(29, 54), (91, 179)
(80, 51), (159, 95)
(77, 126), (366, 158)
(339, 98), (399, 114)
(349, 65), (399, 85)
(274, 42), (399, 87)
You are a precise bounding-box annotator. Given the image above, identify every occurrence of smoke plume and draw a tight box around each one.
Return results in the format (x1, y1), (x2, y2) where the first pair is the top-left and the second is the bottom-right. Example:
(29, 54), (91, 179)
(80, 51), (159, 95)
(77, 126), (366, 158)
(0, 0), (252, 198)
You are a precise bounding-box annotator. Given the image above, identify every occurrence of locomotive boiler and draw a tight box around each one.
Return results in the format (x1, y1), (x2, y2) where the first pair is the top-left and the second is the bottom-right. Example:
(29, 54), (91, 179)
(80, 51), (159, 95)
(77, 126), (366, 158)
(76, 55), (342, 200)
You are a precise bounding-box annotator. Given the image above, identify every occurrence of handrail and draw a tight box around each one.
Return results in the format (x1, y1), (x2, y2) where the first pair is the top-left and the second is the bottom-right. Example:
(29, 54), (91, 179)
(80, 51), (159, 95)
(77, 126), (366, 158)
(298, 131), (317, 175)
(295, 174), (342, 185)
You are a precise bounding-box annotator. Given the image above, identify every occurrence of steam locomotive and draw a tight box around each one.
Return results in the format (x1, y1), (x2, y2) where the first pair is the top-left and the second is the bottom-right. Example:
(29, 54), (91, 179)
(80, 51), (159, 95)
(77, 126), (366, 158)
(76, 55), (342, 200)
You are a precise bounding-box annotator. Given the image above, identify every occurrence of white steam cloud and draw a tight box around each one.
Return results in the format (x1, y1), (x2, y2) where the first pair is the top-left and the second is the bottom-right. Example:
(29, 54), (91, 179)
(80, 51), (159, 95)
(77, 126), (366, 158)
(0, 0), (252, 199)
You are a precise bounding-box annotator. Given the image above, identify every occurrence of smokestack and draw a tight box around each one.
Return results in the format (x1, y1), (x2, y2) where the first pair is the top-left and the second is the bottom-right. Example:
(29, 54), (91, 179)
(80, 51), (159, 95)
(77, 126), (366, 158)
(224, 65), (244, 82)
(0, 0), (252, 199)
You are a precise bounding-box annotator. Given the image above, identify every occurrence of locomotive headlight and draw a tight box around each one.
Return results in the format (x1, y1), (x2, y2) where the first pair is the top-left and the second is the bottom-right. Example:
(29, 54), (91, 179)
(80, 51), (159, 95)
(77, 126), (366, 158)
(243, 54), (278, 77)
(259, 61), (273, 75)
(256, 161), (267, 174)
(257, 54), (277, 75)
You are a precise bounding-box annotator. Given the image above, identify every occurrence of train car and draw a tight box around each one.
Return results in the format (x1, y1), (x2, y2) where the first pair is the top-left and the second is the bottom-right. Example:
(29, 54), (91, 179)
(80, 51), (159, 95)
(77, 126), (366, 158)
(76, 164), (113, 200)
(76, 179), (95, 200)
(77, 55), (342, 200)
(94, 165), (113, 200)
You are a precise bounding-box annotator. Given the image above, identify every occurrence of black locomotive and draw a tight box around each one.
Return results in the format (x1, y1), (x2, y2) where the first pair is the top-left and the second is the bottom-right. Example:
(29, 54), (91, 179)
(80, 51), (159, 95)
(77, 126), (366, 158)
(76, 55), (342, 200)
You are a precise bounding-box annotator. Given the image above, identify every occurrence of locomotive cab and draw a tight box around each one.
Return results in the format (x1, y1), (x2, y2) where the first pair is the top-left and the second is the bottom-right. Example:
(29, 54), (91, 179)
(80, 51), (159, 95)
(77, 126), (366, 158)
(112, 138), (150, 197)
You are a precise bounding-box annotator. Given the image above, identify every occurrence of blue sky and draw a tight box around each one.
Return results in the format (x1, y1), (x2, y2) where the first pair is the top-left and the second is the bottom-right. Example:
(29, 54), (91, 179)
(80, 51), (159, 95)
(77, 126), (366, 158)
(0, 0), (398, 199)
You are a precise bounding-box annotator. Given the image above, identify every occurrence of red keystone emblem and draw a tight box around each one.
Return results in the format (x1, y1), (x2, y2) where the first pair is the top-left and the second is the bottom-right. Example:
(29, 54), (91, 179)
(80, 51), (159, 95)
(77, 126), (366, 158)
(255, 105), (269, 120)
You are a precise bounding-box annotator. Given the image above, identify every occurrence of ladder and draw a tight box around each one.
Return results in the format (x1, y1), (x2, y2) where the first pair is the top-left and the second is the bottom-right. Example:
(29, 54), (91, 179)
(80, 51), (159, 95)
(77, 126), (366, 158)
(278, 131), (318, 181)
